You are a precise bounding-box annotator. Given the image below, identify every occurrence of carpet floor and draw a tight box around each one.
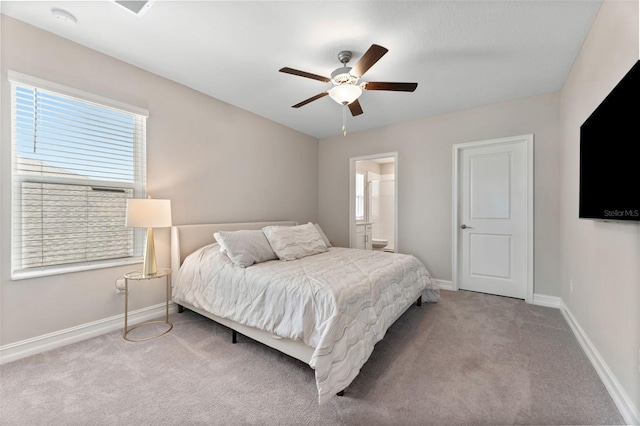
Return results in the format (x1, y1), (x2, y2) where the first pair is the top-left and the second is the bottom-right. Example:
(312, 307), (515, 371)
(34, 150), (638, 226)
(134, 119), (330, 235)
(0, 290), (624, 425)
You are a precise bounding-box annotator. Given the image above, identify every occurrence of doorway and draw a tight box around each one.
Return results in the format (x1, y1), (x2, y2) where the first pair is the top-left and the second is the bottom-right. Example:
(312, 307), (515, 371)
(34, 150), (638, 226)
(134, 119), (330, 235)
(452, 135), (533, 302)
(349, 152), (398, 252)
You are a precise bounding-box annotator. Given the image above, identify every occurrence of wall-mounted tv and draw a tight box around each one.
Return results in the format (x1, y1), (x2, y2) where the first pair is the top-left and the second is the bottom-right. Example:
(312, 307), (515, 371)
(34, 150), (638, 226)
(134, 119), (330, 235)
(579, 59), (640, 221)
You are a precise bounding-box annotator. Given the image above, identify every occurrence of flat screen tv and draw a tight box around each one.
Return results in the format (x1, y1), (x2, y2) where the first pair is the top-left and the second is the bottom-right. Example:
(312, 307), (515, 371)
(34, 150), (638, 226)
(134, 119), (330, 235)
(579, 59), (640, 221)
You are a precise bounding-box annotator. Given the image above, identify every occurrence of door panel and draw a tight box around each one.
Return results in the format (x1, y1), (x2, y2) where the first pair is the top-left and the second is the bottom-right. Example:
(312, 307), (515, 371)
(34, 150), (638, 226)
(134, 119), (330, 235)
(471, 153), (511, 219)
(459, 138), (529, 299)
(469, 234), (511, 278)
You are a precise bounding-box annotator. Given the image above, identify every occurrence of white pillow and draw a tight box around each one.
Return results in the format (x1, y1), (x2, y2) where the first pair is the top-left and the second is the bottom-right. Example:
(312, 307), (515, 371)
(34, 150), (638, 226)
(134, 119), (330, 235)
(213, 232), (227, 252)
(314, 223), (332, 247)
(213, 230), (277, 267)
(262, 222), (328, 261)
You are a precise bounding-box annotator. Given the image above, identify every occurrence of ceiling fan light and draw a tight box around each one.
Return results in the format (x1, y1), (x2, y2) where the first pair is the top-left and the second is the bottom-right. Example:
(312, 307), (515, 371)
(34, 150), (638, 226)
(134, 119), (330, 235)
(328, 85), (363, 105)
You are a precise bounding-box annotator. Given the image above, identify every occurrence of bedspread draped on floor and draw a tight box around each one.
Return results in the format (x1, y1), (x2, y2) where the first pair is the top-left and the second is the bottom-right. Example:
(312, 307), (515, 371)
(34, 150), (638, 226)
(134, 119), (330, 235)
(173, 244), (439, 404)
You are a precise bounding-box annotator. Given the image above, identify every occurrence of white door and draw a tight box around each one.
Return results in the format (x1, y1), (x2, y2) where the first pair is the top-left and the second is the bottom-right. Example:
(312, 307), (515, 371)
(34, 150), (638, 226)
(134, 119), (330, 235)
(454, 135), (532, 300)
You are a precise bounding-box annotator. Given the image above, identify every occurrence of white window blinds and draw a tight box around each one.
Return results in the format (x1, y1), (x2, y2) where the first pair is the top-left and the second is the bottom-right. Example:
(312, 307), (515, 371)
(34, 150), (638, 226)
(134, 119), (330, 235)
(10, 74), (148, 277)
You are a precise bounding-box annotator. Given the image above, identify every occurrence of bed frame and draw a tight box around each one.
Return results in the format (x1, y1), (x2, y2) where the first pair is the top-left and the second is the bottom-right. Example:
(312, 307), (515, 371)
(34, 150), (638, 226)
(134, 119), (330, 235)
(170, 221), (422, 394)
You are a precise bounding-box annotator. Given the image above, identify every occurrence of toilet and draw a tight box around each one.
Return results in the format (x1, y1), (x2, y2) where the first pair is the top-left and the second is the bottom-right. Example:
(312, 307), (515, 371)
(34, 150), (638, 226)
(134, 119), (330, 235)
(372, 238), (388, 250)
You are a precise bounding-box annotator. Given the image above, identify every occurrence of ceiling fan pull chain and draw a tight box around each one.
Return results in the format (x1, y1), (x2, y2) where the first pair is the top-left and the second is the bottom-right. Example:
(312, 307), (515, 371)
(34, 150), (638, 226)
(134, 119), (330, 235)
(342, 104), (347, 136)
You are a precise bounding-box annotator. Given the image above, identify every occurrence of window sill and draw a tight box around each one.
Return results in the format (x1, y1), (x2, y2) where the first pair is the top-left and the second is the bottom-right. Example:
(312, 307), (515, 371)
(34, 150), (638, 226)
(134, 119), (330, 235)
(11, 257), (144, 281)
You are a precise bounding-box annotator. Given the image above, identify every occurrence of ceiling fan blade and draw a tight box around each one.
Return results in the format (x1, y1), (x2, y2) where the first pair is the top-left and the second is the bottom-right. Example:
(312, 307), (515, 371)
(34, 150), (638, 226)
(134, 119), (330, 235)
(352, 44), (388, 77)
(364, 82), (418, 92)
(348, 99), (364, 116)
(292, 92), (329, 108)
(279, 67), (330, 83)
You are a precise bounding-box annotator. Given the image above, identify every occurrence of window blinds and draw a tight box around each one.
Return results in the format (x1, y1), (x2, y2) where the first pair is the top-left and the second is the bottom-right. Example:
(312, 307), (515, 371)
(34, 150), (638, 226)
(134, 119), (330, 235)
(10, 75), (147, 276)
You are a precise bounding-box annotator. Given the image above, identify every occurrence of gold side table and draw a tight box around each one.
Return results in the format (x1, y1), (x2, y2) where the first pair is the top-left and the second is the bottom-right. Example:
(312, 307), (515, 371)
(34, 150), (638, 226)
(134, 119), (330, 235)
(123, 268), (173, 342)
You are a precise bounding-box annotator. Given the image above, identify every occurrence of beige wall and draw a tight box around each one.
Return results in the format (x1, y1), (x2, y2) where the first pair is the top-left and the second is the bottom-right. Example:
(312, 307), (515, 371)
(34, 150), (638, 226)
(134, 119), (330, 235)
(559, 0), (639, 412)
(319, 92), (561, 295)
(0, 16), (318, 345)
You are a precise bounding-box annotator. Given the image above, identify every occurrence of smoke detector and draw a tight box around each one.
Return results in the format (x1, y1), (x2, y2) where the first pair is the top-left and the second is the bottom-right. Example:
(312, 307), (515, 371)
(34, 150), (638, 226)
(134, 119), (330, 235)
(114, 1), (154, 16)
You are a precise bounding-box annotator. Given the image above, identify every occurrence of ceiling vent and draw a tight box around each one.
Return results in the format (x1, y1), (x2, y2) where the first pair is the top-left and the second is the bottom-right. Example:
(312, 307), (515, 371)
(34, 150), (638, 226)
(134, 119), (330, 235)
(114, 1), (154, 16)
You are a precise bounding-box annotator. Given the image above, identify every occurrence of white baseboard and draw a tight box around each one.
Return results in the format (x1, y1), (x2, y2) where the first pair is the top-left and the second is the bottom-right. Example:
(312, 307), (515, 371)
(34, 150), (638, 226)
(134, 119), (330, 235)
(560, 301), (640, 426)
(531, 293), (562, 308)
(432, 278), (454, 291)
(0, 302), (178, 365)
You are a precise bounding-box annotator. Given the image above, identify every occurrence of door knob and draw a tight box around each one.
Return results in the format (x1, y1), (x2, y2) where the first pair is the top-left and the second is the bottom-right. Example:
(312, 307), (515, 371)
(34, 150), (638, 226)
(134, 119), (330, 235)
(460, 224), (473, 229)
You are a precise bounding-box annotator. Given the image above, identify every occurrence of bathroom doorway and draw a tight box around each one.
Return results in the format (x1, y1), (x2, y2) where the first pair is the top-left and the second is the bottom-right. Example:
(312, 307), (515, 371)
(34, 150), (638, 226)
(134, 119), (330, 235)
(349, 152), (398, 252)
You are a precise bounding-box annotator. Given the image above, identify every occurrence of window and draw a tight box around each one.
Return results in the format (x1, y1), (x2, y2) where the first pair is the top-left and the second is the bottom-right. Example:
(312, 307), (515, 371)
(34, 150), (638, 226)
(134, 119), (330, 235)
(10, 72), (148, 278)
(355, 172), (365, 221)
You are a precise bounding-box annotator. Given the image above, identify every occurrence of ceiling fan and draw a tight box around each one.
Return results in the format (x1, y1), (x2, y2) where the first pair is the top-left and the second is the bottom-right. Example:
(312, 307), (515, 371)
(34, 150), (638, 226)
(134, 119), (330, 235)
(279, 44), (418, 127)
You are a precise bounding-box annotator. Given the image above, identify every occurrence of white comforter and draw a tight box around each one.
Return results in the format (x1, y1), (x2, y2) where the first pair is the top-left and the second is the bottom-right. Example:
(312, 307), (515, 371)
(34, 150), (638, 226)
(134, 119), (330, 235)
(173, 244), (439, 404)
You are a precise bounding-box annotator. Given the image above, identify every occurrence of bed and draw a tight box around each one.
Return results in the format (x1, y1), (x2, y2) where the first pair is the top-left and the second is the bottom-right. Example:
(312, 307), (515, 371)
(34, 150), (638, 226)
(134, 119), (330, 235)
(170, 221), (439, 404)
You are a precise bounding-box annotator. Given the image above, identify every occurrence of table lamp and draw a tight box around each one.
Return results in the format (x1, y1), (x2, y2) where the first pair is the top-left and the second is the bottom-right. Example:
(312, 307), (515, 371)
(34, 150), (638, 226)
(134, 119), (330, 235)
(125, 198), (172, 277)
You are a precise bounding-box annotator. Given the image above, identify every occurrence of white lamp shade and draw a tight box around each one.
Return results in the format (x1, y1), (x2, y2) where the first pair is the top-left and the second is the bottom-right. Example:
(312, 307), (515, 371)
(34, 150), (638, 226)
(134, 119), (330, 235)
(125, 199), (172, 228)
(328, 84), (363, 105)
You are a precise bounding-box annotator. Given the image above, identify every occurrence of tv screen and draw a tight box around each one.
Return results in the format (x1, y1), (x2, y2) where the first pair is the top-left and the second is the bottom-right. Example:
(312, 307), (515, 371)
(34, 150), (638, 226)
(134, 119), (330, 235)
(579, 60), (640, 221)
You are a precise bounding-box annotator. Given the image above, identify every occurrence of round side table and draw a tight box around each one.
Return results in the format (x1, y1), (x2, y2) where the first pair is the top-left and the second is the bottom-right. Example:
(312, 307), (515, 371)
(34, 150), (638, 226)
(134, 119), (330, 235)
(123, 268), (173, 342)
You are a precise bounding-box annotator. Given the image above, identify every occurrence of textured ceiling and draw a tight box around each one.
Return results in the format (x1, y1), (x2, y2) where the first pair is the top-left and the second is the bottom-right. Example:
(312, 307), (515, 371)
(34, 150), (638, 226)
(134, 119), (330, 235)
(1, 1), (603, 139)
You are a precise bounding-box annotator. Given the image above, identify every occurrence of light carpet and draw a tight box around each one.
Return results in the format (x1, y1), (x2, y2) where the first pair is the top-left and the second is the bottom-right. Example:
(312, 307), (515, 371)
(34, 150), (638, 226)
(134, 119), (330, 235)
(0, 290), (624, 425)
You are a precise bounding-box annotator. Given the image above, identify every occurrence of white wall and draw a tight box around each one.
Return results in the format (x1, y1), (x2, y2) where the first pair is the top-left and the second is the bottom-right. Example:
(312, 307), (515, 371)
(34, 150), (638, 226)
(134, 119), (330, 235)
(0, 16), (318, 346)
(558, 0), (639, 414)
(319, 92), (561, 295)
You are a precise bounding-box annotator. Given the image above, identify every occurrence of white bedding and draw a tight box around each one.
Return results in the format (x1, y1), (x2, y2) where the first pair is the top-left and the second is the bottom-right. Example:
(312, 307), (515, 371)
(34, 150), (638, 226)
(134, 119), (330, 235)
(173, 244), (439, 404)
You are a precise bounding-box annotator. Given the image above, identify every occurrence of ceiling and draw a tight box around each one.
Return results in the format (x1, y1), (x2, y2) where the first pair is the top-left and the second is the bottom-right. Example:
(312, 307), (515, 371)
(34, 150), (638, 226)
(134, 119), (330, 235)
(1, 1), (603, 139)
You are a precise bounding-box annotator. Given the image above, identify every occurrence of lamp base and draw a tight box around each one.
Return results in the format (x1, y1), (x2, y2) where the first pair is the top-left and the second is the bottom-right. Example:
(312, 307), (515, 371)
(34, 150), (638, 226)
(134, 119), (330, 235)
(142, 227), (157, 277)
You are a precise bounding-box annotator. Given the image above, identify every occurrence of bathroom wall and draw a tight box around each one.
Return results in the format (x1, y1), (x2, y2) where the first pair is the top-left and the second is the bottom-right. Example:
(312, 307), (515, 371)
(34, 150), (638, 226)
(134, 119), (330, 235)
(369, 172), (395, 250)
(380, 163), (395, 175)
(355, 161), (380, 176)
(378, 161), (396, 249)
